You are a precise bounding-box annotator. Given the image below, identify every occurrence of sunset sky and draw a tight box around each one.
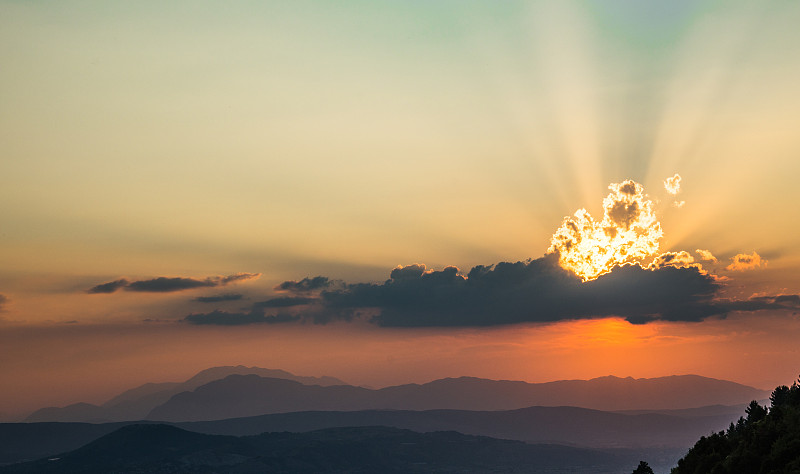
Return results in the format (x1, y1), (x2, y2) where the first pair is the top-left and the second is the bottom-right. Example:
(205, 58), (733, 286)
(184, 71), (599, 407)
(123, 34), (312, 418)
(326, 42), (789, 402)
(2, 0), (800, 419)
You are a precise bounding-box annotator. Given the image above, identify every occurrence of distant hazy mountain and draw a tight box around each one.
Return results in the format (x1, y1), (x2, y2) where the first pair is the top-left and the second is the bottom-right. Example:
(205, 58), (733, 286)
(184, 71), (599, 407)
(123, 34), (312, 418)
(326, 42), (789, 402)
(179, 405), (740, 449)
(3, 373), (771, 471)
(24, 366), (347, 423)
(148, 373), (769, 422)
(374, 375), (767, 412)
(613, 403), (759, 418)
(0, 424), (654, 474)
(1, 401), (736, 465)
(20, 403), (111, 424)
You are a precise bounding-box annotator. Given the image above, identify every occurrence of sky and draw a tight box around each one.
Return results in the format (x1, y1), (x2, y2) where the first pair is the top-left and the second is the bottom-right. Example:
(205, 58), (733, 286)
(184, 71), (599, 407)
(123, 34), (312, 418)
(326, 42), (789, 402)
(2, 0), (800, 419)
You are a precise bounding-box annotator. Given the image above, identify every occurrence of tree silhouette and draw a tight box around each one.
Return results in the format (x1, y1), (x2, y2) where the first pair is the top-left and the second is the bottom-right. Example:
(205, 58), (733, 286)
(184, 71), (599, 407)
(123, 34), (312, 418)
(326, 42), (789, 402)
(745, 399), (767, 422)
(770, 385), (790, 408)
(672, 375), (800, 473)
(632, 460), (655, 474)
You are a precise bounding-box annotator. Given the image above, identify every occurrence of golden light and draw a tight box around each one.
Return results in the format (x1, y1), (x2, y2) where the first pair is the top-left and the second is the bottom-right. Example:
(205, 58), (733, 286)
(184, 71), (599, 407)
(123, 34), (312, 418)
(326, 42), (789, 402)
(663, 174), (682, 196)
(548, 179), (663, 281)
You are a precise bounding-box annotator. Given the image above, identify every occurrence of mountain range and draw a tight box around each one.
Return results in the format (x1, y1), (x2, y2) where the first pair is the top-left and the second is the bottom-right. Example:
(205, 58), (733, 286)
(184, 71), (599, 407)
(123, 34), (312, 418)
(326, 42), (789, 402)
(0, 366), (769, 472)
(24, 366), (769, 423)
(24, 366), (346, 423)
(0, 402), (737, 466)
(177, 404), (742, 449)
(0, 424), (669, 474)
(147, 372), (768, 422)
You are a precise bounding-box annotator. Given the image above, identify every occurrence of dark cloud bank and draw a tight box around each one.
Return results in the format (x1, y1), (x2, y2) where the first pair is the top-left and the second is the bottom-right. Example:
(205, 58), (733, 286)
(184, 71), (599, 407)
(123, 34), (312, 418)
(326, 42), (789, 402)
(87, 273), (260, 294)
(183, 255), (800, 327)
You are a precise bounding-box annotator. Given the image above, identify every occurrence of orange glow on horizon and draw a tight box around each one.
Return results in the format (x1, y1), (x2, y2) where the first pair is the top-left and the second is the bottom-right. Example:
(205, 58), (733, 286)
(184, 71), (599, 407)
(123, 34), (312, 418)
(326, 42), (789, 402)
(562, 318), (656, 347)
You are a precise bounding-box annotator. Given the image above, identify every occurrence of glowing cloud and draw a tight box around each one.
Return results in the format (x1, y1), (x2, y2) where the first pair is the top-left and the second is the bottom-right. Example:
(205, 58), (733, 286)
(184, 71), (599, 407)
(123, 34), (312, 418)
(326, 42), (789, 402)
(664, 174), (682, 195)
(695, 249), (718, 263)
(726, 252), (767, 272)
(664, 174), (685, 207)
(548, 180), (662, 281)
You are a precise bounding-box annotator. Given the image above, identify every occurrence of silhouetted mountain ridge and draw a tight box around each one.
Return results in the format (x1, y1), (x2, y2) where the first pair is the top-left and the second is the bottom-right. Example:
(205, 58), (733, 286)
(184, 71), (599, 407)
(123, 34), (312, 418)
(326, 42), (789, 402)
(1, 372), (778, 472)
(0, 424), (664, 473)
(2, 402), (738, 466)
(178, 405), (740, 448)
(147, 373), (769, 422)
(24, 365), (347, 422)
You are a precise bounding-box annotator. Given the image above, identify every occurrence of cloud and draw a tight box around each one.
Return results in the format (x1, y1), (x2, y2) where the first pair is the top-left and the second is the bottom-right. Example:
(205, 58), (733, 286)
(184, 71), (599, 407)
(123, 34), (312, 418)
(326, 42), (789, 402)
(649, 251), (698, 270)
(220, 273), (262, 284)
(194, 293), (244, 303)
(390, 263), (428, 280)
(0, 294), (7, 310)
(715, 294), (800, 313)
(726, 252), (767, 272)
(183, 310), (299, 326)
(182, 258), (798, 327)
(663, 174), (684, 207)
(314, 255), (724, 327)
(275, 276), (332, 293)
(127, 277), (217, 292)
(548, 180), (662, 281)
(320, 259), (799, 326)
(87, 273), (261, 294)
(87, 279), (130, 294)
(664, 174), (681, 195)
(695, 249), (718, 263)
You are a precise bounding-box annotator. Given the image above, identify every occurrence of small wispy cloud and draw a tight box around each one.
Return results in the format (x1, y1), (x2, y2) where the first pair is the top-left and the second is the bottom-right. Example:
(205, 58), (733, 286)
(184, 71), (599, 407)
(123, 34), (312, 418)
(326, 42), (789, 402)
(726, 252), (767, 272)
(664, 174), (684, 207)
(664, 174), (682, 195)
(86, 279), (129, 294)
(695, 249), (718, 263)
(649, 251), (698, 270)
(274, 276), (332, 293)
(87, 273), (261, 294)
